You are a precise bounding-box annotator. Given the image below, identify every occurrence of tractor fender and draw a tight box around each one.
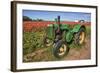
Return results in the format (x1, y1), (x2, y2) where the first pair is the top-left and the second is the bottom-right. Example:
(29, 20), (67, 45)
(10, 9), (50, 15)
(71, 24), (85, 33)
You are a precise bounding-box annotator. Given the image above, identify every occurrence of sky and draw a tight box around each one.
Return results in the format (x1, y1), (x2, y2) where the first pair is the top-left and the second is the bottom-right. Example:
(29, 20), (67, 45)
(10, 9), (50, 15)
(23, 10), (91, 22)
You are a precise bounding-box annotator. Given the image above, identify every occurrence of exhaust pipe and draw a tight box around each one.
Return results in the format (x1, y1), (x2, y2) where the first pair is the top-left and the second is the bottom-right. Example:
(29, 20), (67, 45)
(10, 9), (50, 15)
(58, 16), (60, 25)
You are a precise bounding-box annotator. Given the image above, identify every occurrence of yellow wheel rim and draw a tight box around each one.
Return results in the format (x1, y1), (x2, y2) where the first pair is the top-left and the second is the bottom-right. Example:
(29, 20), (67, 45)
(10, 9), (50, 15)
(58, 44), (67, 56)
(79, 32), (85, 44)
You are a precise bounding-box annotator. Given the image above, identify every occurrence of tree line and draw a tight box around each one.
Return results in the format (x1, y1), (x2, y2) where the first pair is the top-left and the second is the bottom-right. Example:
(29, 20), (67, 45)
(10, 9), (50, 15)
(23, 16), (44, 21)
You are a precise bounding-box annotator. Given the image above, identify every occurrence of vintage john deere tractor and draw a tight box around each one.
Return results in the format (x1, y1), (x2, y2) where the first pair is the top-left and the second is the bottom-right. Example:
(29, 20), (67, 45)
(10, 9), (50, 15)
(44, 16), (86, 58)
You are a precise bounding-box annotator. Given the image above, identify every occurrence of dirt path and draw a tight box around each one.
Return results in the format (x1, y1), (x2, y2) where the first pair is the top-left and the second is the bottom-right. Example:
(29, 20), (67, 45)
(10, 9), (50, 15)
(63, 38), (91, 60)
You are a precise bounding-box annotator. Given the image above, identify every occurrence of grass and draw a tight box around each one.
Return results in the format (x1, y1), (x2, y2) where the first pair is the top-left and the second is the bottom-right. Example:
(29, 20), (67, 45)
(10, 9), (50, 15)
(23, 27), (46, 55)
(86, 26), (91, 38)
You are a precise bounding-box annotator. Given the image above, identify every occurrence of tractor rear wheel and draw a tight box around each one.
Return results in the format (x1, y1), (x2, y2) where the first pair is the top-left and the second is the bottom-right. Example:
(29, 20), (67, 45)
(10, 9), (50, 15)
(74, 27), (86, 45)
(53, 40), (69, 58)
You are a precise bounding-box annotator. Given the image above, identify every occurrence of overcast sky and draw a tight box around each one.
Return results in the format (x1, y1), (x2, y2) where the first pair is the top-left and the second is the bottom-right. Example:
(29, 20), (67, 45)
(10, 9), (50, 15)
(23, 10), (91, 22)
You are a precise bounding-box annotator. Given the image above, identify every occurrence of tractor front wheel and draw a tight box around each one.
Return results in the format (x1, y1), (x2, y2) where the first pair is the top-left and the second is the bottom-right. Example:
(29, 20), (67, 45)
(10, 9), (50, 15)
(53, 40), (69, 58)
(44, 37), (53, 47)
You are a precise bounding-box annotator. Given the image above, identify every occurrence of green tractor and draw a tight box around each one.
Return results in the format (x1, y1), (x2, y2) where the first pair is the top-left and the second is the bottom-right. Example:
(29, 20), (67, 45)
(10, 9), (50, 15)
(44, 16), (86, 58)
